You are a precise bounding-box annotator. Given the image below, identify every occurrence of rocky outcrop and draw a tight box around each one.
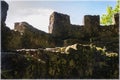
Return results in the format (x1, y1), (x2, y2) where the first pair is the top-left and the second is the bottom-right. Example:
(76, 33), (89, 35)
(48, 12), (71, 39)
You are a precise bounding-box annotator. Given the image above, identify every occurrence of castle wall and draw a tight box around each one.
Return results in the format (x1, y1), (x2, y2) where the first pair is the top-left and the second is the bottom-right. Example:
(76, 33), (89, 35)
(48, 12), (119, 39)
(48, 12), (71, 39)
(84, 15), (100, 37)
(14, 22), (25, 33)
(69, 24), (83, 38)
(84, 15), (100, 28)
(114, 13), (119, 26)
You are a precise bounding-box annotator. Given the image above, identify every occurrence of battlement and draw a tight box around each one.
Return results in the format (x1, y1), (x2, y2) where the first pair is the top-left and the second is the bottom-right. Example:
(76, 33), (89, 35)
(84, 15), (100, 27)
(114, 13), (119, 26)
(48, 12), (119, 39)
(48, 12), (71, 39)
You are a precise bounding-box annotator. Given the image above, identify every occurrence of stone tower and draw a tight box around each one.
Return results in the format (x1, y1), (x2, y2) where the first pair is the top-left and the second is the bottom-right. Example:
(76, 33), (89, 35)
(48, 12), (71, 39)
(113, 13), (119, 35)
(114, 13), (119, 27)
(84, 15), (100, 37)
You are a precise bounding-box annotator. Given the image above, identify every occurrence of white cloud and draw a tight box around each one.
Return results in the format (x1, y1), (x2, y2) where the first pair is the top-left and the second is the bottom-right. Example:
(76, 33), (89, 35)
(6, 8), (54, 32)
(5, 1), (54, 32)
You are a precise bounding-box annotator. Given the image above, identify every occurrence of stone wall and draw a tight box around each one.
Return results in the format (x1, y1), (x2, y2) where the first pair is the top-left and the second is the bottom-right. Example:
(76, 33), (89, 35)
(48, 12), (119, 39)
(14, 22), (26, 34)
(48, 12), (71, 39)
(1, 1), (11, 51)
(84, 15), (100, 28)
(1, 1), (9, 26)
(69, 24), (83, 38)
(83, 15), (100, 37)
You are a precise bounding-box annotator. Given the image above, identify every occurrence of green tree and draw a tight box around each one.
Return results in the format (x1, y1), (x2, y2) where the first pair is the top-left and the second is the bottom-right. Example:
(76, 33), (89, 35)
(101, 0), (120, 25)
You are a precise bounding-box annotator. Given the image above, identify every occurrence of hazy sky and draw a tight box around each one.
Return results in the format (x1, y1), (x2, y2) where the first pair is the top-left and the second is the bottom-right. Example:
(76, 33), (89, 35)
(5, 0), (116, 33)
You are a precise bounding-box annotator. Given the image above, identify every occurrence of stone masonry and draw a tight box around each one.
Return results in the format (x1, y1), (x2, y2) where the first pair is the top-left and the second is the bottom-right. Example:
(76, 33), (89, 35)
(48, 12), (71, 39)
(1, 1), (9, 26)
(48, 12), (119, 39)
(14, 22), (26, 34)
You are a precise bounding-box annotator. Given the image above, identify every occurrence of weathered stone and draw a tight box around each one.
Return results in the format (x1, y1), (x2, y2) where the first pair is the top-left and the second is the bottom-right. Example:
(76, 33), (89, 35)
(14, 22), (56, 48)
(69, 24), (83, 38)
(84, 15), (100, 37)
(14, 22), (26, 34)
(1, 1), (11, 51)
(114, 13), (119, 26)
(114, 13), (119, 35)
(48, 12), (71, 39)
(84, 15), (100, 28)
(1, 1), (9, 26)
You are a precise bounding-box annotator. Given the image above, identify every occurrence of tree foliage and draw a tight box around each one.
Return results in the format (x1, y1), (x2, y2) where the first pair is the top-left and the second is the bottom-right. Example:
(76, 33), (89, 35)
(101, 0), (120, 25)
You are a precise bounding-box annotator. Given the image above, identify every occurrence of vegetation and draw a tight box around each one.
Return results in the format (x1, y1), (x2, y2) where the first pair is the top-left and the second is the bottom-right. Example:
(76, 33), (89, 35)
(1, 44), (118, 79)
(100, 0), (120, 25)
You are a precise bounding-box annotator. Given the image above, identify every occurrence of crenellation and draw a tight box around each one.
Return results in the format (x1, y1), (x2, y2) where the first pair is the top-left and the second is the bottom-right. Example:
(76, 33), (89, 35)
(48, 12), (118, 39)
(14, 12), (119, 39)
(48, 12), (71, 39)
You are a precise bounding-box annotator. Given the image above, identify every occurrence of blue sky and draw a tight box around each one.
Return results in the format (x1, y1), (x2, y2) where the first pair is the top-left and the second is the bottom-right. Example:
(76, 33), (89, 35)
(5, 0), (117, 33)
